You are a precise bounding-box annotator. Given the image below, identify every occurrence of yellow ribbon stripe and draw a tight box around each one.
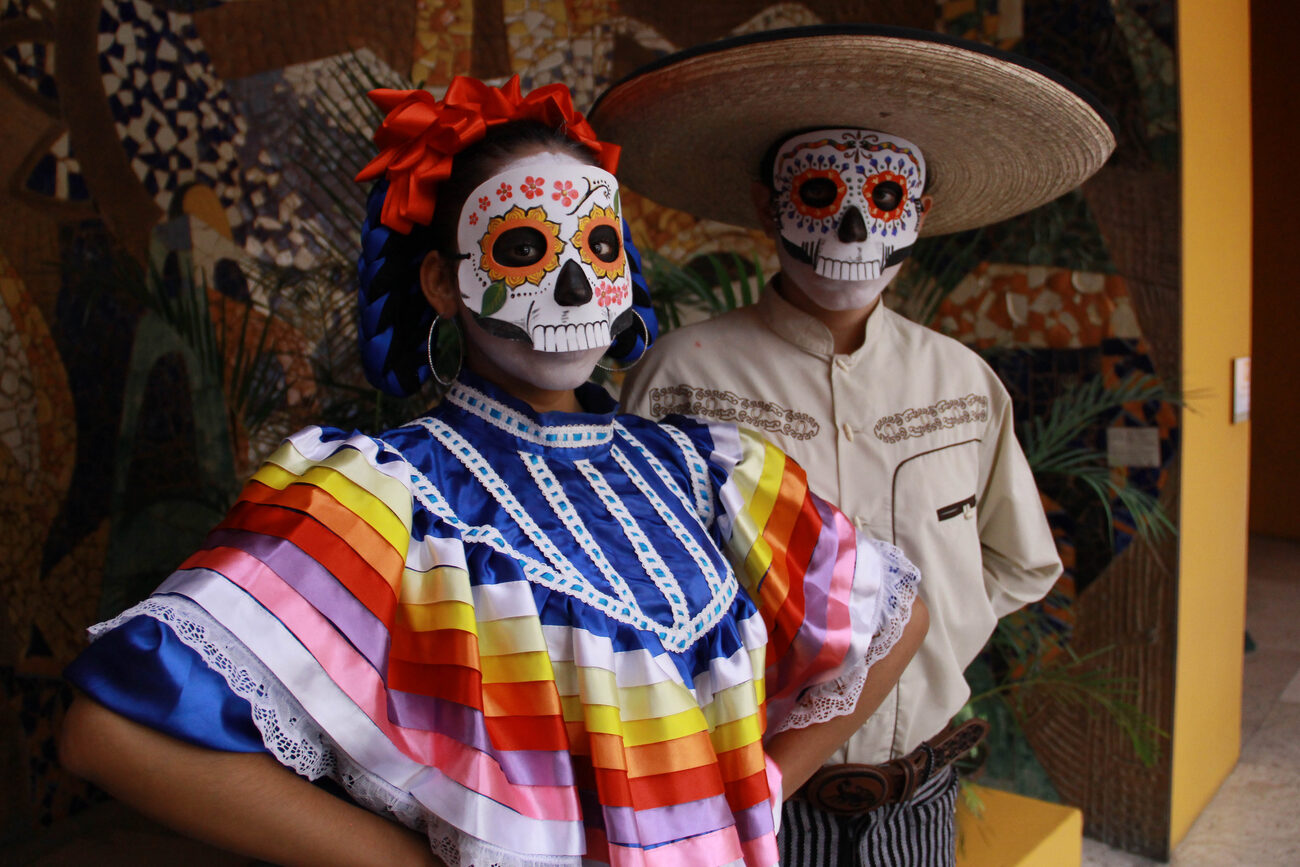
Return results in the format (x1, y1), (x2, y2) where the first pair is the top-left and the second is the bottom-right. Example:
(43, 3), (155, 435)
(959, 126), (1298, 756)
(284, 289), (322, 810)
(480, 649), (555, 684)
(742, 440), (786, 583)
(698, 679), (762, 729)
(252, 459), (408, 562)
(398, 564), (473, 606)
(707, 712), (765, 754)
(580, 702), (710, 746)
(397, 598), (475, 632)
(477, 616), (549, 657)
(263, 439), (411, 538)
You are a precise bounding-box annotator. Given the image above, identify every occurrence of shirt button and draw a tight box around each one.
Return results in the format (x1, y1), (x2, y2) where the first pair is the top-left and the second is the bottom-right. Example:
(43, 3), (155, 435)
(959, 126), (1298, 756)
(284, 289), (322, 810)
(842, 422), (855, 442)
(835, 356), (852, 371)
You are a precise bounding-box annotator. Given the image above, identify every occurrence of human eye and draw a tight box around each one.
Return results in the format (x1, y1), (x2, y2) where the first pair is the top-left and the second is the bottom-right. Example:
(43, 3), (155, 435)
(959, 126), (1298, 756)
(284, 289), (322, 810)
(587, 224), (621, 263)
(493, 227), (548, 266)
(871, 180), (903, 212)
(798, 177), (839, 208)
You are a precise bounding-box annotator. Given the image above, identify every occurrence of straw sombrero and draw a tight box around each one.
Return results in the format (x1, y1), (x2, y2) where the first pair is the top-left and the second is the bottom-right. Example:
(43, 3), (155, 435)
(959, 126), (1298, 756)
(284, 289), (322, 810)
(589, 25), (1117, 236)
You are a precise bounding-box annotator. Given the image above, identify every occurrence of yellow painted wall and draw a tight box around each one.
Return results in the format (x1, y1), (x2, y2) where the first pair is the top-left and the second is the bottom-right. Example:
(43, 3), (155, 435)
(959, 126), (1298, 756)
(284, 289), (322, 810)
(1171, 0), (1253, 847)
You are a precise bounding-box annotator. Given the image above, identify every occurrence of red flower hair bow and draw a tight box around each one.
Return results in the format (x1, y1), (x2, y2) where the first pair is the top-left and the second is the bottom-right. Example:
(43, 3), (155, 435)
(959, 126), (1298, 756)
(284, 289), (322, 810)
(355, 75), (621, 234)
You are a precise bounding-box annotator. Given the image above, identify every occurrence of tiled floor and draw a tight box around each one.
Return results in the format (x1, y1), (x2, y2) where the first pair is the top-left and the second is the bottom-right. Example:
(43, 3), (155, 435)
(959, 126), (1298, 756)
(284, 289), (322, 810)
(1084, 534), (1300, 866)
(14, 538), (1300, 865)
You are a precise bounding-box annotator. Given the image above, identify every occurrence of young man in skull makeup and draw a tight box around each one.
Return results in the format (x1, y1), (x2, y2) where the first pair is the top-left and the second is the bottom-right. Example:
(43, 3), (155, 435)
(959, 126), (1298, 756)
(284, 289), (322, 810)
(592, 25), (1117, 866)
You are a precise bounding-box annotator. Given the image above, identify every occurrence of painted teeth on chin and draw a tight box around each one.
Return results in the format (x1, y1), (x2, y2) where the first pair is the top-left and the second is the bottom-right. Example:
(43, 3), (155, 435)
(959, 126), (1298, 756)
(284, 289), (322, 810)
(815, 259), (882, 281)
(531, 323), (611, 352)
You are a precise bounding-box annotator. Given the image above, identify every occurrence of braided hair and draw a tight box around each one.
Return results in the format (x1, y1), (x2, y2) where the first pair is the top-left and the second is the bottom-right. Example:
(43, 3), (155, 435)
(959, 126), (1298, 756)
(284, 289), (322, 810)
(356, 121), (657, 398)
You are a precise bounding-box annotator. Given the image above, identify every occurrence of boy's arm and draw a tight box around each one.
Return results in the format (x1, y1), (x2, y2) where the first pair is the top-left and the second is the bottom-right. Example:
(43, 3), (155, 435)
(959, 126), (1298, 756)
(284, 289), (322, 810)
(978, 388), (1064, 618)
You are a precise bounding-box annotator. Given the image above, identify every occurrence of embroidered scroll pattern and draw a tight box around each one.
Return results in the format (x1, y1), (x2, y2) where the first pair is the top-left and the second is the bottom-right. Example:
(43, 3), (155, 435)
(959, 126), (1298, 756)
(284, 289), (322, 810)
(648, 384), (821, 441)
(873, 394), (990, 444)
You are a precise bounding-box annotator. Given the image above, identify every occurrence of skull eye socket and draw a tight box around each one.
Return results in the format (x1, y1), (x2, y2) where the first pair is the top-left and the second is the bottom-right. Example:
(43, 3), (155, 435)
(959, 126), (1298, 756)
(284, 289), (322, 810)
(572, 205), (626, 280)
(863, 172), (910, 221)
(478, 205), (564, 287)
(492, 227), (548, 267)
(798, 177), (839, 209)
(871, 181), (903, 213)
(587, 225), (621, 263)
(787, 168), (847, 220)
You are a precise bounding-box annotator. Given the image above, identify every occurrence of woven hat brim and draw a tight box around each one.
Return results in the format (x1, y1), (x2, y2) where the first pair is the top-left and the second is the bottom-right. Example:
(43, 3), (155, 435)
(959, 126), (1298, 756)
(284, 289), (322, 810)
(590, 25), (1118, 236)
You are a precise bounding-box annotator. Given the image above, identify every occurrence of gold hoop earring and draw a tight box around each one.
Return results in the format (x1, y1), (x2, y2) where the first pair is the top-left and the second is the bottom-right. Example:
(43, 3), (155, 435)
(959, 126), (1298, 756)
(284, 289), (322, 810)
(426, 314), (463, 388)
(595, 311), (650, 373)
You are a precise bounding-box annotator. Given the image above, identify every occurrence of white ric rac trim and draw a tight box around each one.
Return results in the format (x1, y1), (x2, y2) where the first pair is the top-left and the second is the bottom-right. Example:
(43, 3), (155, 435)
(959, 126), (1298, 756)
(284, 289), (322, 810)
(615, 421), (716, 526)
(413, 416), (734, 654)
(444, 381), (613, 448)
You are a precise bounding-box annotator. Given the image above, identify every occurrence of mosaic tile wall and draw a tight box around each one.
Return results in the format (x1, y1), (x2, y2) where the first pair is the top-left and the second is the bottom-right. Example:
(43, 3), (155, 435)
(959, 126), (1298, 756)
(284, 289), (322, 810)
(0, 0), (1180, 855)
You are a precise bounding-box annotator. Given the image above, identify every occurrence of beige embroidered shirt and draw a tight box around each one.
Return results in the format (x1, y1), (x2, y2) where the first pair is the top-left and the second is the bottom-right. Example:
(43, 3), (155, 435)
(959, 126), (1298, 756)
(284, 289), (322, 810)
(621, 284), (1062, 764)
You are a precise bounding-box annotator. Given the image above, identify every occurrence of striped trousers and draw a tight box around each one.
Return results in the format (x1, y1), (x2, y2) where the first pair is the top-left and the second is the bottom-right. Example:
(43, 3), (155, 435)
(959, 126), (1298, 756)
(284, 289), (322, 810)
(777, 766), (958, 867)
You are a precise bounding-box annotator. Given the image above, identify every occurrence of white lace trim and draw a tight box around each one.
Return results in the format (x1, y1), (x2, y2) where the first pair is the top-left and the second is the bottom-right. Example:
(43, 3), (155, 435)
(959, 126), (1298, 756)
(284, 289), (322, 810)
(414, 415), (734, 654)
(89, 596), (582, 867)
(608, 442), (730, 600)
(572, 456), (691, 623)
(445, 380), (613, 448)
(89, 596), (336, 780)
(615, 421), (716, 526)
(772, 540), (921, 733)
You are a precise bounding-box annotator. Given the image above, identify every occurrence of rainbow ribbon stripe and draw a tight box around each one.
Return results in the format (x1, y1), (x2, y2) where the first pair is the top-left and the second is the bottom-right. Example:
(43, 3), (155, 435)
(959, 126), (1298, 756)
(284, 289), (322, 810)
(137, 415), (887, 866)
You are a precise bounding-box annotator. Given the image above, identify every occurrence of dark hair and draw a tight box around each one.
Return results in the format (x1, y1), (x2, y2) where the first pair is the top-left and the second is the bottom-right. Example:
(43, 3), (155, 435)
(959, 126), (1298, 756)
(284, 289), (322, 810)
(427, 122), (597, 258)
(357, 121), (655, 397)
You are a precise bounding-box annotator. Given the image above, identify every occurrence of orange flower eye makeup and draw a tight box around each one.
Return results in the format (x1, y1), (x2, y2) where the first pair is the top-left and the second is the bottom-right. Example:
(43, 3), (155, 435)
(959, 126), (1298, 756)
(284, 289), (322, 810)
(790, 169), (847, 220)
(571, 204), (625, 279)
(478, 206), (564, 287)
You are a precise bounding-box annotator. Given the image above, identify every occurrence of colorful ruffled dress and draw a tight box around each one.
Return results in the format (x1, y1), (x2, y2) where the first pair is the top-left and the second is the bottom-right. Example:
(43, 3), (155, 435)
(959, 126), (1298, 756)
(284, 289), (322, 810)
(68, 372), (917, 867)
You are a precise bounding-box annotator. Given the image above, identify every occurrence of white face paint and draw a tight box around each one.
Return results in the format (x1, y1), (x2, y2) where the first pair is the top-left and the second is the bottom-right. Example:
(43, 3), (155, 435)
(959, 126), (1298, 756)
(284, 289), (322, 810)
(461, 313), (608, 392)
(456, 153), (633, 354)
(771, 129), (927, 310)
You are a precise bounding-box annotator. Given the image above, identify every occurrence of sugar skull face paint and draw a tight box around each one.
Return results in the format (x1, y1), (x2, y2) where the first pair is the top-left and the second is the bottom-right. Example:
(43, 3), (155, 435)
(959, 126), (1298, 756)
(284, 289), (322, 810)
(457, 153), (633, 352)
(772, 129), (927, 284)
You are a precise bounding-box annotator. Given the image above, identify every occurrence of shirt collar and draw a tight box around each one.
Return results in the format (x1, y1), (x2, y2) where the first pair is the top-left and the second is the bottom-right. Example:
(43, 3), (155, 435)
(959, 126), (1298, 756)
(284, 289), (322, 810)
(755, 277), (887, 367)
(439, 369), (618, 456)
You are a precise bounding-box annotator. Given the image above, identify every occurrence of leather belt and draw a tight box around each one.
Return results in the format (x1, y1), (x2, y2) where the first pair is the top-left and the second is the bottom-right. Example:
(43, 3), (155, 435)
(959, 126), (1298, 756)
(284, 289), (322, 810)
(794, 718), (989, 815)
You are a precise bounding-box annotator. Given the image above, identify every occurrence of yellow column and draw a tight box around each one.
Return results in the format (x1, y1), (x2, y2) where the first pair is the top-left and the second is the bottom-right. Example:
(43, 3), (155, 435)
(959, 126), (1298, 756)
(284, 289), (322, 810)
(1172, 0), (1252, 847)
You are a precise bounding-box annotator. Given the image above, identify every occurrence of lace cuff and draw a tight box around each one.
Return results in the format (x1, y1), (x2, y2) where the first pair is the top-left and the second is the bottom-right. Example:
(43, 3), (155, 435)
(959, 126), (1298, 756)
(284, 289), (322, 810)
(772, 539), (919, 734)
(88, 596), (580, 867)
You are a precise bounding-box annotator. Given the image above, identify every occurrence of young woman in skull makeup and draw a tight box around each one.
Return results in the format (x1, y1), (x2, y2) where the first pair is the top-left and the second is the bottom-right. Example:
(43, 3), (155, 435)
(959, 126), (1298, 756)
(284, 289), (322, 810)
(59, 77), (927, 867)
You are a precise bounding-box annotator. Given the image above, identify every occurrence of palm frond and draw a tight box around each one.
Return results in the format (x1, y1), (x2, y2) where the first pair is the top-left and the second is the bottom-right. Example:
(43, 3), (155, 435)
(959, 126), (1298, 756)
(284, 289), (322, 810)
(971, 618), (1166, 768)
(644, 250), (764, 331)
(1021, 370), (1180, 547)
(888, 227), (988, 325)
(1020, 371), (1176, 471)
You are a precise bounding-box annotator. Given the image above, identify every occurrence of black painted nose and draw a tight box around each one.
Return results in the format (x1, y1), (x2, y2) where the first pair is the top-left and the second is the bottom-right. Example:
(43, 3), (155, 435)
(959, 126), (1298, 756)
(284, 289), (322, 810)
(837, 205), (869, 243)
(554, 260), (593, 307)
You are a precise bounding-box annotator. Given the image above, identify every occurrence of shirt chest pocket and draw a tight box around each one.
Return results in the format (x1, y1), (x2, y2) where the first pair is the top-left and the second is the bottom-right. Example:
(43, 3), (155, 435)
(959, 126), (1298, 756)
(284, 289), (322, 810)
(890, 440), (983, 586)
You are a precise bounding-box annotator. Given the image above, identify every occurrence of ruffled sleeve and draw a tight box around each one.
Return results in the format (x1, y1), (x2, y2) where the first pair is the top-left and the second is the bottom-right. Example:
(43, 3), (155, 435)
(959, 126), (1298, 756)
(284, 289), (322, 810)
(661, 416), (920, 735)
(66, 425), (587, 866)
